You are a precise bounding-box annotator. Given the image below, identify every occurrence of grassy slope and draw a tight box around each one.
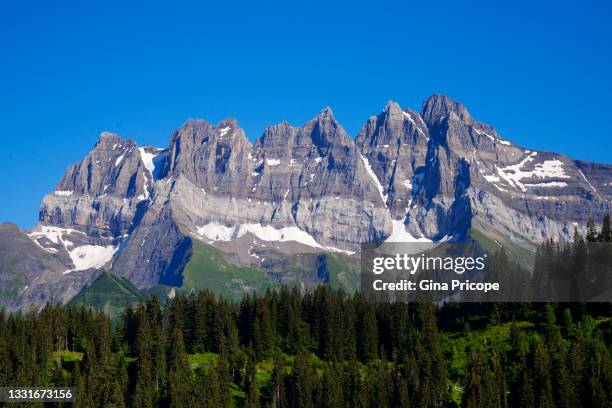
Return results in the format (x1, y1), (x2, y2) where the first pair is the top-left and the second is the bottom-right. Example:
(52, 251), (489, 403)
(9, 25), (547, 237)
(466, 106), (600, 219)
(183, 240), (361, 301)
(326, 253), (360, 292)
(471, 227), (536, 269)
(67, 241), (360, 314)
(182, 240), (274, 301)
(69, 271), (143, 316)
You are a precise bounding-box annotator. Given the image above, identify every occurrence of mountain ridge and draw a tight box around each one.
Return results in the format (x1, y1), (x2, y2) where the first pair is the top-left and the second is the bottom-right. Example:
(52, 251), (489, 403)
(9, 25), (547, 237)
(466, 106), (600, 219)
(2, 94), (611, 310)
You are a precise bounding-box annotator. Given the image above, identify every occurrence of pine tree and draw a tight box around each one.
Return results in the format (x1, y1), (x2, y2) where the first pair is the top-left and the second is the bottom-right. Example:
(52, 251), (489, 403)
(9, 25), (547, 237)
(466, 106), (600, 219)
(391, 361), (410, 408)
(0, 315), (10, 386)
(562, 308), (574, 337)
(586, 218), (599, 242)
(147, 296), (167, 398)
(600, 214), (612, 242)
(531, 336), (555, 408)
(490, 342), (507, 408)
(270, 351), (286, 408)
(244, 346), (260, 408)
(50, 359), (65, 387)
(216, 341), (232, 407)
(167, 327), (196, 407)
(120, 305), (138, 353)
(290, 352), (314, 408)
(550, 334), (577, 408)
(133, 314), (154, 408)
(320, 363), (343, 408)
(199, 365), (222, 408)
(357, 300), (378, 362)
(74, 361), (94, 408)
(374, 351), (393, 408)
(509, 329), (534, 408)
(585, 336), (612, 408)
(415, 302), (448, 406)
(462, 346), (496, 408)
(116, 353), (130, 407)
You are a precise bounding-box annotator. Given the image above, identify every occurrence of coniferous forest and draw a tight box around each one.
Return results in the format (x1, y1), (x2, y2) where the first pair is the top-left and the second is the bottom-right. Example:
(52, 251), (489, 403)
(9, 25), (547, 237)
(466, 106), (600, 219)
(0, 217), (611, 407)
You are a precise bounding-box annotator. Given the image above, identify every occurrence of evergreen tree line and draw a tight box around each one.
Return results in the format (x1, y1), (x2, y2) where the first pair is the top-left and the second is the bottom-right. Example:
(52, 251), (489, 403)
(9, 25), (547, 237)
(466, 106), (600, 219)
(531, 214), (612, 301)
(1, 293), (611, 407)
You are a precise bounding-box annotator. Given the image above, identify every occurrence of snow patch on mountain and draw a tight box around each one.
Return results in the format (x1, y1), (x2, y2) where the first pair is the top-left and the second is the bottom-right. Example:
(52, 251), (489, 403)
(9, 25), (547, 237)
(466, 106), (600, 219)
(196, 222), (355, 255)
(473, 128), (511, 146)
(483, 174), (501, 183)
(577, 168), (602, 198)
(28, 226), (117, 273)
(29, 226), (85, 245)
(523, 181), (568, 188)
(402, 111), (428, 139)
(495, 153), (570, 192)
(266, 158), (281, 166)
(115, 153), (125, 167)
(65, 245), (118, 274)
(197, 222), (236, 241)
(198, 222), (320, 247)
(218, 126), (231, 137)
(54, 190), (73, 196)
(385, 219), (432, 243)
(360, 154), (387, 205)
(138, 147), (155, 173)
(239, 224), (321, 247)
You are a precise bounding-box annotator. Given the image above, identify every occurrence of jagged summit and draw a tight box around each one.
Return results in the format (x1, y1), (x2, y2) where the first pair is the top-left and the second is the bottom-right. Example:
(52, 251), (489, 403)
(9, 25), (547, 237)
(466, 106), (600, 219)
(95, 131), (131, 147)
(317, 106), (334, 120)
(421, 94), (471, 124)
(182, 118), (211, 127)
(382, 100), (402, 114)
(217, 118), (239, 129)
(98, 130), (122, 140)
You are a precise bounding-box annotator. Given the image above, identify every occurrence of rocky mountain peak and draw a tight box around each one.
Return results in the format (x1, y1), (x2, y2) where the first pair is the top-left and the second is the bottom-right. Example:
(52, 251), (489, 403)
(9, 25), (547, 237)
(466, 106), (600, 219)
(308, 107), (352, 148)
(94, 131), (134, 151)
(182, 118), (212, 128)
(171, 118), (248, 146)
(215, 118), (249, 144)
(383, 100), (403, 117)
(317, 106), (334, 120)
(421, 94), (471, 125)
(97, 130), (123, 142)
(217, 118), (239, 130)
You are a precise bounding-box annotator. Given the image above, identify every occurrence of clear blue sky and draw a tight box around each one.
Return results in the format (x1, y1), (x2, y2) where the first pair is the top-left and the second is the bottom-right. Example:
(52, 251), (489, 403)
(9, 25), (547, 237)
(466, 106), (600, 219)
(2, 0), (611, 227)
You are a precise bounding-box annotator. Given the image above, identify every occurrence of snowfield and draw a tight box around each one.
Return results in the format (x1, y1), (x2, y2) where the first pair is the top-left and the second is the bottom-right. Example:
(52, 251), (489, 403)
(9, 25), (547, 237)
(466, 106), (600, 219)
(385, 219), (432, 243)
(494, 152), (571, 192)
(28, 226), (117, 273)
(197, 222), (355, 255)
(65, 245), (118, 274)
(266, 158), (281, 166)
(138, 146), (165, 179)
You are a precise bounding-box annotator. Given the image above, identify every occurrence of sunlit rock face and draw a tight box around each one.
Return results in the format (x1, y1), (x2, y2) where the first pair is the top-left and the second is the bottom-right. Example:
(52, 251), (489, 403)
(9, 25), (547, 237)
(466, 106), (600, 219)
(3, 94), (610, 308)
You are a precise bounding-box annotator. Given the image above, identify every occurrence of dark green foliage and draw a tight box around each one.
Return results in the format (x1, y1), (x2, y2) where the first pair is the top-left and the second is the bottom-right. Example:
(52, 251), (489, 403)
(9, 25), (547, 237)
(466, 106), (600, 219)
(0, 290), (610, 407)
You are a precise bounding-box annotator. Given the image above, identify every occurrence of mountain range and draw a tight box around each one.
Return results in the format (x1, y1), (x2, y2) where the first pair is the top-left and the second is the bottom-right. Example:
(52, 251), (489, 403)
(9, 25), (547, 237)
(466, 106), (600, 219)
(1, 94), (611, 310)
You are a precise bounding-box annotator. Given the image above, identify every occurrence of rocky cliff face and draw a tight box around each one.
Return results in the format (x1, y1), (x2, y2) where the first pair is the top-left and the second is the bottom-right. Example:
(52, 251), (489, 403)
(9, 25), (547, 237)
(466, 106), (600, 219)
(2, 94), (611, 309)
(39, 132), (157, 238)
(355, 101), (429, 220)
